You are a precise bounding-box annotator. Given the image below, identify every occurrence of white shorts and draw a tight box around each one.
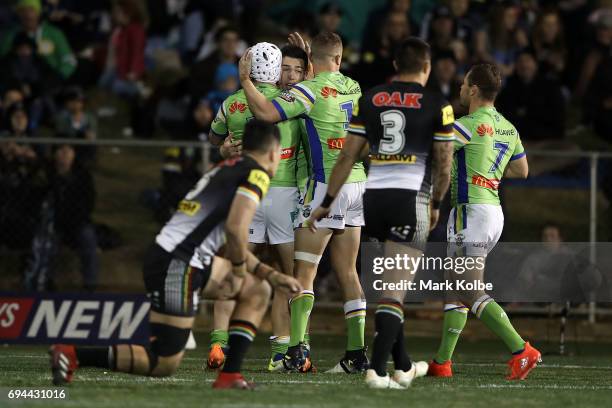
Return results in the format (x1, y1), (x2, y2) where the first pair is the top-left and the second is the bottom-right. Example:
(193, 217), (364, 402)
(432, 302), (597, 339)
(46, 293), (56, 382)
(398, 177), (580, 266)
(249, 187), (299, 245)
(447, 204), (504, 257)
(297, 180), (365, 230)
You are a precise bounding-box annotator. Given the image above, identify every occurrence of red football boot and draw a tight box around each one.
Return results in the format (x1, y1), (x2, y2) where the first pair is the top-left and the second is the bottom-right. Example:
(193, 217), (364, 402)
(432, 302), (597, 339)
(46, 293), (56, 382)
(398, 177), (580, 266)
(49, 344), (79, 385)
(426, 360), (453, 377)
(507, 342), (541, 380)
(212, 372), (255, 389)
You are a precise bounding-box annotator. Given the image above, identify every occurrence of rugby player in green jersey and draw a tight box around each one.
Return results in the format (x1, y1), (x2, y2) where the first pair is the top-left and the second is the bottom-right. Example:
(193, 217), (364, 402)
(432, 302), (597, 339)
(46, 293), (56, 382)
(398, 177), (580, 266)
(427, 63), (541, 380)
(239, 32), (369, 373)
(205, 43), (310, 371)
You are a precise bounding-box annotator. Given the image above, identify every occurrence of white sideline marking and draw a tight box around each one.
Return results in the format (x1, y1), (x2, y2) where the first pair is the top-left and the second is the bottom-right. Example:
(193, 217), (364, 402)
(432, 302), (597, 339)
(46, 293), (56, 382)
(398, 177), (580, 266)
(473, 384), (612, 391)
(454, 362), (612, 371)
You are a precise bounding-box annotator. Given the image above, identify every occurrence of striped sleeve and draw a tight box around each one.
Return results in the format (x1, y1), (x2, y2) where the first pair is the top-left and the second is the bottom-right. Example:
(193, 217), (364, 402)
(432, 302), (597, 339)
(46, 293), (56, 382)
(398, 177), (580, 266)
(347, 96), (367, 137)
(236, 168), (270, 204)
(210, 102), (229, 138)
(510, 134), (526, 161)
(453, 119), (472, 148)
(434, 103), (455, 141)
(271, 82), (315, 120)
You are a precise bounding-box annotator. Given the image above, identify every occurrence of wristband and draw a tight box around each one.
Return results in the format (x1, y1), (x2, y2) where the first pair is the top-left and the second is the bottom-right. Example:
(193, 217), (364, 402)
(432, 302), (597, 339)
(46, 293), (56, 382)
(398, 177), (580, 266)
(432, 199), (441, 210)
(231, 259), (246, 267)
(321, 193), (335, 208)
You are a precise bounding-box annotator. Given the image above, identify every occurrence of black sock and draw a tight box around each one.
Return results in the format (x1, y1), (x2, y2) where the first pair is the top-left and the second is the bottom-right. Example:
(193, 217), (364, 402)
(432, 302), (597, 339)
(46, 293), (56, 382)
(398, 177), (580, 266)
(75, 346), (111, 368)
(221, 320), (257, 374)
(371, 299), (404, 377)
(391, 325), (412, 371)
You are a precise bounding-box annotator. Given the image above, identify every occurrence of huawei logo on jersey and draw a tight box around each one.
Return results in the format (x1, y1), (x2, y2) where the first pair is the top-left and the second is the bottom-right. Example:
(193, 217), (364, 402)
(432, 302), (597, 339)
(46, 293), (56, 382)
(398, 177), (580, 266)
(476, 123), (494, 137)
(229, 101), (247, 114)
(472, 175), (500, 190)
(372, 92), (422, 108)
(327, 138), (345, 149)
(321, 86), (338, 98)
(281, 146), (295, 159)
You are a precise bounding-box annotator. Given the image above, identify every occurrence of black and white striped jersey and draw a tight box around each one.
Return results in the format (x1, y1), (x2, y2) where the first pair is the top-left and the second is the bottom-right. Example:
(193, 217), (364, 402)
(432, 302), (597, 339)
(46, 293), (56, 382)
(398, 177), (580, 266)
(348, 81), (455, 191)
(155, 156), (270, 268)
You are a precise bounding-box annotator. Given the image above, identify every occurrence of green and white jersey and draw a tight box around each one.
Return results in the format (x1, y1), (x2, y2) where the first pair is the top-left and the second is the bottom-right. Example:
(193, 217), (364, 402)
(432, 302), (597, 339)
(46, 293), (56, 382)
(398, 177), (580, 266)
(211, 83), (304, 188)
(270, 71), (366, 184)
(451, 106), (525, 206)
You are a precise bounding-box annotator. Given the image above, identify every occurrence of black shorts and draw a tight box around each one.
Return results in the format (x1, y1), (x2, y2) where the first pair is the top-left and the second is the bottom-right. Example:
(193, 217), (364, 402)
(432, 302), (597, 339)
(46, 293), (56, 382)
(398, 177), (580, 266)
(363, 189), (421, 244)
(142, 243), (210, 317)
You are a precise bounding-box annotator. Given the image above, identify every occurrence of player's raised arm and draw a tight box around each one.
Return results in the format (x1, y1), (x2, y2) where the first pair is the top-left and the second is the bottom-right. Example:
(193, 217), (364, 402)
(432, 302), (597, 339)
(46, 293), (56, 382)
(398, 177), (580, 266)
(238, 50), (281, 123)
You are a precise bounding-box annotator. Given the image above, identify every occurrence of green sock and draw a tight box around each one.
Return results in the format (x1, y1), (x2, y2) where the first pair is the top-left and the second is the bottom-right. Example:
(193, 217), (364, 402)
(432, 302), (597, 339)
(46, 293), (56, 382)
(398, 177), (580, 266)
(344, 299), (366, 351)
(209, 329), (228, 348)
(477, 300), (525, 353)
(289, 291), (315, 347)
(270, 336), (289, 356)
(434, 307), (468, 363)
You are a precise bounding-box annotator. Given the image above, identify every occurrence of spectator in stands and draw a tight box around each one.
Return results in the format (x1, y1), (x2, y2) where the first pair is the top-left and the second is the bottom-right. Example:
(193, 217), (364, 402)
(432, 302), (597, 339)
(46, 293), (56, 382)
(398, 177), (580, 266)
(49, 144), (99, 291)
(205, 63), (240, 115)
(421, 0), (480, 51)
(99, 0), (146, 98)
(0, 103), (45, 250)
(531, 8), (567, 81)
(0, 87), (26, 132)
(575, 11), (612, 100)
(0, 32), (60, 130)
(55, 87), (97, 164)
(0, 0), (77, 79)
(427, 50), (462, 113)
(475, 3), (528, 77)
(99, 0), (146, 95)
(363, 0), (413, 48)
(188, 25), (241, 102)
(583, 48), (612, 141)
(357, 10), (411, 88)
(497, 49), (566, 143)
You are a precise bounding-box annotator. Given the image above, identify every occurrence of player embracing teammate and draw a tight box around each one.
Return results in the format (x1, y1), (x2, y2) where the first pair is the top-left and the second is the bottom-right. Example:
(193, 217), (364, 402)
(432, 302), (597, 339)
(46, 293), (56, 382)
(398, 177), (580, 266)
(239, 32), (370, 373)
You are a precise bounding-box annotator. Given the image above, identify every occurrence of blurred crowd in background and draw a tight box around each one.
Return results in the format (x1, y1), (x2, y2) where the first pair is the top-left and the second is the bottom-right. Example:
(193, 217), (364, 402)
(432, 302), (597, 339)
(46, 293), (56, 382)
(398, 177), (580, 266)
(1, 0), (612, 291)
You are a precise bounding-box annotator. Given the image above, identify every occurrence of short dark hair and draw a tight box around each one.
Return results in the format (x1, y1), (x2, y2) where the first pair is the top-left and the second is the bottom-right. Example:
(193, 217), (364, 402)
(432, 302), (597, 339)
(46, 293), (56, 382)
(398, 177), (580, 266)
(394, 37), (431, 74)
(215, 25), (239, 43)
(280, 45), (308, 70)
(242, 120), (280, 153)
(310, 31), (343, 61)
(467, 63), (502, 101)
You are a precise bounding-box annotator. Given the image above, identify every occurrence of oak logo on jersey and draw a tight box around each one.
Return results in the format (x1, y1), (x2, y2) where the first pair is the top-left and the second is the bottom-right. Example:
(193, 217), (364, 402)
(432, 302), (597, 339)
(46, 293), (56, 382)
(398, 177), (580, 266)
(281, 146), (296, 159)
(327, 138), (345, 149)
(372, 92), (422, 108)
(229, 101), (247, 114)
(247, 169), (270, 196)
(178, 200), (201, 216)
(321, 86), (338, 98)
(476, 123), (494, 137)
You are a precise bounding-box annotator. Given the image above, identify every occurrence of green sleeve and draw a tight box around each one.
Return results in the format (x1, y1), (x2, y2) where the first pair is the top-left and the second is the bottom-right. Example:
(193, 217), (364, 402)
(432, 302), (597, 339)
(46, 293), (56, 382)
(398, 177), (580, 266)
(510, 135), (526, 161)
(49, 26), (76, 78)
(210, 103), (228, 138)
(270, 83), (315, 121)
(453, 116), (473, 150)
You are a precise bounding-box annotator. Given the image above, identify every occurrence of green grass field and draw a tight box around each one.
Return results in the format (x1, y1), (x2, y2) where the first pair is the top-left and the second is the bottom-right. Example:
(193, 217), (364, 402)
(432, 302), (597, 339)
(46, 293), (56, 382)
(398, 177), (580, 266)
(2, 333), (612, 408)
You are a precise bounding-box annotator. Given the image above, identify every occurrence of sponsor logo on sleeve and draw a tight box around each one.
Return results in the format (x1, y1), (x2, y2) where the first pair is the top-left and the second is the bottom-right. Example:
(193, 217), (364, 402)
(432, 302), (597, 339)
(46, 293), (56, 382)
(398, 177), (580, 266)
(476, 123), (494, 137)
(279, 91), (295, 102)
(229, 101), (247, 114)
(178, 200), (201, 216)
(321, 87), (338, 98)
(248, 169), (270, 196)
(442, 105), (455, 125)
(281, 146), (296, 160)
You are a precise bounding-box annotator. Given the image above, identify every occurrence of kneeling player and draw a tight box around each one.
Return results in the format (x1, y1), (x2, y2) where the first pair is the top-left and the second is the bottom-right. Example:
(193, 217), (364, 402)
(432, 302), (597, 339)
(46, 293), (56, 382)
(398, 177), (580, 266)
(49, 121), (302, 389)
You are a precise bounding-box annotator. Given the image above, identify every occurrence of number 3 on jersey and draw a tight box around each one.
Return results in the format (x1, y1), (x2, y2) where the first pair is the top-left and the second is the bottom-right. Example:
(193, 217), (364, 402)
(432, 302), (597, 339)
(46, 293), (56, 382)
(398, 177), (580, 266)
(379, 110), (406, 154)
